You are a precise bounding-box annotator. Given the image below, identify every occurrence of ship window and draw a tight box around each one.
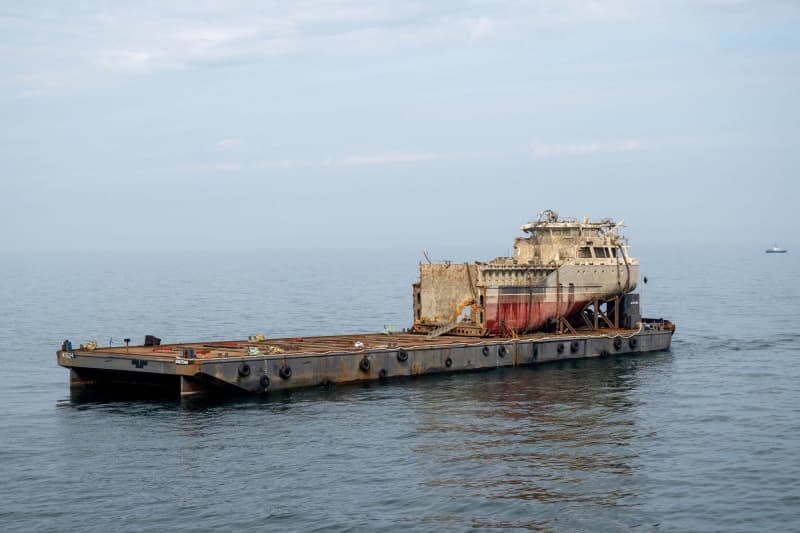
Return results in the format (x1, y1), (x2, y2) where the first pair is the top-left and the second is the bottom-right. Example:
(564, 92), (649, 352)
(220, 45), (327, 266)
(578, 247), (591, 258)
(594, 247), (609, 258)
(479, 294), (484, 306)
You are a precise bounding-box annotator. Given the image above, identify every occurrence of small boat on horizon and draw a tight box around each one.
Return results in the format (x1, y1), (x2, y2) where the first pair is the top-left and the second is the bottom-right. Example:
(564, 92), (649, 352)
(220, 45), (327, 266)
(766, 243), (788, 254)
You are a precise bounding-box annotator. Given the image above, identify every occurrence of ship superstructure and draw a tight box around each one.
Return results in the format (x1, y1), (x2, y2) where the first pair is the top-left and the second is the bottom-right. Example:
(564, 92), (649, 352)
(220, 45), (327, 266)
(412, 210), (639, 336)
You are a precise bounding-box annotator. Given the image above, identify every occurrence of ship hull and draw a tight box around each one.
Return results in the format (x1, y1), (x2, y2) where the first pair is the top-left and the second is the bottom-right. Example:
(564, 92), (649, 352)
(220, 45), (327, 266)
(484, 264), (638, 334)
(485, 295), (590, 333)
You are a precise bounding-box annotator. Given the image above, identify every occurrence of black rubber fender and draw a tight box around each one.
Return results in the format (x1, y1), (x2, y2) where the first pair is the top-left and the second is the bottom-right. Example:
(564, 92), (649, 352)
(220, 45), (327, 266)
(359, 357), (371, 372)
(238, 363), (251, 378)
(279, 365), (292, 380)
(482, 346), (490, 357)
(498, 345), (507, 357)
(397, 350), (408, 362)
(613, 337), (623, 350)
(378, 368), (388, 379)
(532, 345), (538, 360)
(570, 340), (580, 353)
(629, 337), (638, 349)
(557, 343), (565, 354)
(445, 357), (453, 367)
(259, 375), (270, 389)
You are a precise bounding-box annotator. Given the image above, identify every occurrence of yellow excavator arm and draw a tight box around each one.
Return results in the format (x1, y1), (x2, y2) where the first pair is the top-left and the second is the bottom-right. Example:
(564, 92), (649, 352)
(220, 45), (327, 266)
(450, 297), (477, 323)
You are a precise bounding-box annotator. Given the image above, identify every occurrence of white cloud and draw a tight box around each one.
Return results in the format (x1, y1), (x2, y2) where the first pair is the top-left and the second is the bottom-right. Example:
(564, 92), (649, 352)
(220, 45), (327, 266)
(195, 159), (299, 172)
(7, 73), (67, 98)
(530, 139), (644, 158)
(559, 0), (637, 21)
(208, 163), (244, 172)
(92, 49), (161, 73)
(40, 4), (520, 78)
(6, 0), (786, 93)
(194, 150), (445, 171)
(216, 138), (244, 150)
(255, 160), (293, 169)
(341, 151), (441, 166)
(200, 141), (648, 171)
(465, 16), (497, 41)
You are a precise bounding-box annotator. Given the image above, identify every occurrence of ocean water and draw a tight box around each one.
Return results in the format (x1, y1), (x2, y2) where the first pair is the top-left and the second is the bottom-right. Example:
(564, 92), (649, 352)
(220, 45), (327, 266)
(1, 246), (798, 532)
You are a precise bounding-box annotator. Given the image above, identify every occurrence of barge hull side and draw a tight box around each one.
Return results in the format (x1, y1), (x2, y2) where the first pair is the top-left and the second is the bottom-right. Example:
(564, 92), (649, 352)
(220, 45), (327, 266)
(57, 328), (673, 398)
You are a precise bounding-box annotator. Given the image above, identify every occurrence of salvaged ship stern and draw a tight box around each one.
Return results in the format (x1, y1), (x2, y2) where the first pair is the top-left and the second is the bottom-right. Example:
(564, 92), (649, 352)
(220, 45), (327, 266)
(413, 210), (639, 337)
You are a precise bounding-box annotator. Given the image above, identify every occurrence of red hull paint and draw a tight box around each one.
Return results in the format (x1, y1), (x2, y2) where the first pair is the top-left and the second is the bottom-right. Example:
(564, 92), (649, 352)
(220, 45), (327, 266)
(485, 299), (591, 334)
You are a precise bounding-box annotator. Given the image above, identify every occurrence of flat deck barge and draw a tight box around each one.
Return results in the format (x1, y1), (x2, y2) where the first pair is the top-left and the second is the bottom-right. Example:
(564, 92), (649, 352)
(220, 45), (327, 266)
(57, 320), (674, 397)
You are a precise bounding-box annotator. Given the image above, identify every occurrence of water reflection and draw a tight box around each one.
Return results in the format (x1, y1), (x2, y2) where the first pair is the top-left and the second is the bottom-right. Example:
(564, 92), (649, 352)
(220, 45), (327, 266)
(413, 355), (667, 510)
(65, 386), (180, 405)
(53, 352), (670, 530)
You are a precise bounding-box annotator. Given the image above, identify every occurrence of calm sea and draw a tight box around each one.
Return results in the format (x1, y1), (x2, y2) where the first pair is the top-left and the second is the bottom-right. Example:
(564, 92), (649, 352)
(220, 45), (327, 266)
(1, 246), (798, 532)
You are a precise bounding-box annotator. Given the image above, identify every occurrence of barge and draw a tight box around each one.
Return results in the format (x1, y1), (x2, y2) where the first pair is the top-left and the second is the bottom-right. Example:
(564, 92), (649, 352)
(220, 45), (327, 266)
(58, 323), (673, 397)
(57, 211), (675, 397)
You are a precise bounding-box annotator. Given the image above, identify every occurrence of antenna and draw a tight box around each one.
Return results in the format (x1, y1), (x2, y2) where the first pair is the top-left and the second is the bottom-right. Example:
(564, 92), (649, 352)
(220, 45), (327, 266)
(423, 250), (432, 264)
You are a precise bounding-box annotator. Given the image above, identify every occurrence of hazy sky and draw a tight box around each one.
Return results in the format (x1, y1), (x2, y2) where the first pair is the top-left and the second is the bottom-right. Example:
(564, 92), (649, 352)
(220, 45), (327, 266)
(2, 1), (798, 253)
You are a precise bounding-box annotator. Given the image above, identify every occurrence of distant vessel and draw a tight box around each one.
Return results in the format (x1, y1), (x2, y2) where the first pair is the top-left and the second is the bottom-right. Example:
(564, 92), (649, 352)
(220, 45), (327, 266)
(766, 243), (787, 254)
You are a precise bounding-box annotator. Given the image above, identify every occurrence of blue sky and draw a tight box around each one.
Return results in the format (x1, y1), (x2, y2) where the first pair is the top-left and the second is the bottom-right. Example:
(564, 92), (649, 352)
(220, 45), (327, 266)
(2, 1), (799, 253)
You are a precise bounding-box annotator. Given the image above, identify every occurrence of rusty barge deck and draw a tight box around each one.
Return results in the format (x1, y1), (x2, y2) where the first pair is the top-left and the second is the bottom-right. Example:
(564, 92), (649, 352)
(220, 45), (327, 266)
(57, 320), (674, 398)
